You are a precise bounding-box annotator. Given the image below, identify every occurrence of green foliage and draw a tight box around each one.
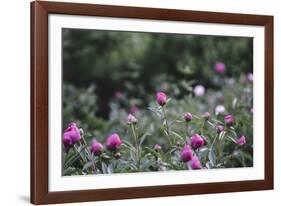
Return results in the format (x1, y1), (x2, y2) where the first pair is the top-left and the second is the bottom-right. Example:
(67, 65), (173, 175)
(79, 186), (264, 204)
(62, 29), (253, 175)
(62, 75), (253, 175)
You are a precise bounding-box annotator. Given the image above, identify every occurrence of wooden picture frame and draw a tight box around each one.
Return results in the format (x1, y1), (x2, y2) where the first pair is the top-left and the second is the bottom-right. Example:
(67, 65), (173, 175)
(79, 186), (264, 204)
(31, 0), (274, 204)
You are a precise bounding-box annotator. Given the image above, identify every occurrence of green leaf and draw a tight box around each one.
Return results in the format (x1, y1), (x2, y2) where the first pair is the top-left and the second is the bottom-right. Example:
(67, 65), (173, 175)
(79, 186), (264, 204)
(82, 160), (94, 171)
(64, 152), (81, 168)
(129, 150), (137, 163)
(208, 148), (217, 167)
(170, 131), (184, 141)
(101, 162), (108, 174)
(63, 167), (81, 176)
(139, 133), (152, 146)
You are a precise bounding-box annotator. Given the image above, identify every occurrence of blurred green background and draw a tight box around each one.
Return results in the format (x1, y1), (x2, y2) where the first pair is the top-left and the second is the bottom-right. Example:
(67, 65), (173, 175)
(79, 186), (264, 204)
(63, 28), (253, 119)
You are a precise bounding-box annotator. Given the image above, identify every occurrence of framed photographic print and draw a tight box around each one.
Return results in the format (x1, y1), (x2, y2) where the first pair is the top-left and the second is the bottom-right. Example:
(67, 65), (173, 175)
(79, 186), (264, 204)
(30, 0), (274, 204)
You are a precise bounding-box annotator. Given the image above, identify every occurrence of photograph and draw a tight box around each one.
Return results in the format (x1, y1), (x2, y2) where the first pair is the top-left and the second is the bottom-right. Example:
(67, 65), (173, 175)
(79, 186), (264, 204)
(62, 28), (253, 176)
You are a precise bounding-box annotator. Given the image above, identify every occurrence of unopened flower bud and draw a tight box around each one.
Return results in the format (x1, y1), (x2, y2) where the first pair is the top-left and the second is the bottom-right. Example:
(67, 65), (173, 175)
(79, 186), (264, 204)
(184, 112), (193, 122)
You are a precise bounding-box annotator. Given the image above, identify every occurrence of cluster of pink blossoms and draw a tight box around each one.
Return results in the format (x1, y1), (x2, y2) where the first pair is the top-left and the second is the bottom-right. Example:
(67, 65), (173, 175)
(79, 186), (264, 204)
(63, 90), (248, 171)
(63, 123), (122, 156)
(155, 91), (247, 169)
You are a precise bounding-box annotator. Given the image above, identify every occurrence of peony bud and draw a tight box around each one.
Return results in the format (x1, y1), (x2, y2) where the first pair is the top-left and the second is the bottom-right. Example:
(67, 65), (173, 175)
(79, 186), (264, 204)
(106, 133), (122, 150)
(202, 112), (210, 120)
(156, 92), (167, 106)
(90, 141), (103, 156)
(237, 135), (246, 146)
(154, 144), (162, 151)
(62, 122), (81, 147)
(191, 134), (205, 149)
(191, 155), (202, 169)
(63, 135), (73, 148)
(224, 114), (235, 126)
(180, 145), (193, 162)
(214, 62), (225, 73)
(215, 124), (224, 134)
(127, 113), (138, 125)
(184, 112), (193, 122)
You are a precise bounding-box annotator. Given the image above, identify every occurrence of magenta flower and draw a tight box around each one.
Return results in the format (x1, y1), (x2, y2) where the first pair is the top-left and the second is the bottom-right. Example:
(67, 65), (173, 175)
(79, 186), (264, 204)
(194, 85), (205, 97)
(62, 135), (72, 148)
(127, 113), (138, 125)
(237, 135), (246, 146)
(156, 92), (167, 106)
(106, 133), (122, 150)
(215, 124), (224, 134)
(224, 114), (235, 126)
(214, 62), (225, 73)
(191, 134), (205, 149)
(180, 145), (193, 162)
(191, 155), (202, 169)
(154, 144), (162, 151)
(202, 112), (210, 120)
(184, 112), (193, 122)
(62, 122), (81, 147)
(90, 141), (103, 156)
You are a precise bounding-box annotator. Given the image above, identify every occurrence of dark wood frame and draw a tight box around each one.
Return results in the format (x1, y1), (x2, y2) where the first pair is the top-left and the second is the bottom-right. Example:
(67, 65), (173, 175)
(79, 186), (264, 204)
(31, 0), (274, 204)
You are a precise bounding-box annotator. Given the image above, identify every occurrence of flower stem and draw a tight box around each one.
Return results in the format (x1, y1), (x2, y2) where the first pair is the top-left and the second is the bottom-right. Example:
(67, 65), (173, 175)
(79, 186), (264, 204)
(200, 120), (206, 135)
(185, 123), (189, 137)
(131, 124), (141, 170)
(162, 106), (172, 146)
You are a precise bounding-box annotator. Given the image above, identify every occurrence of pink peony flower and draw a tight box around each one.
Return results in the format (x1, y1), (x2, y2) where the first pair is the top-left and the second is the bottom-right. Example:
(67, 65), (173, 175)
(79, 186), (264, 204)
(63, 122), (81, 147)
(184, 112), (193, 122)
(180, 145), (193, 162)
(237, 135), (246, 146)
(214, 62), (225, 73)
(156, 92), (167, 106)
(215, 105), (225, 115)
(63, 135), (72, 148)
(106, 133), (122, 150)
(90, 141), (103, 156)
(191, 134), (205, 149)
(154, 144), (162, 151)
(215, 124), (224, 134)
(191, 155), (202, 169)
(224, 114), (235, 126)
(127, 113), (138, 125)
(193, 85), (205, 97)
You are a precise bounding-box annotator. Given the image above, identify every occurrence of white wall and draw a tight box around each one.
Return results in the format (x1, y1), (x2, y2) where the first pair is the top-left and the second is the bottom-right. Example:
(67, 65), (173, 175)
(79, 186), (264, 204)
(0, 0), (279, 205)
